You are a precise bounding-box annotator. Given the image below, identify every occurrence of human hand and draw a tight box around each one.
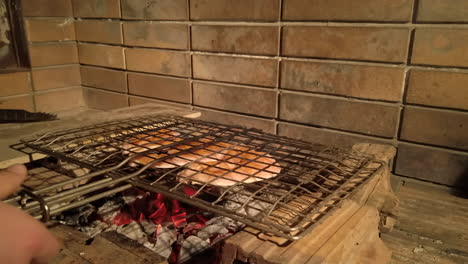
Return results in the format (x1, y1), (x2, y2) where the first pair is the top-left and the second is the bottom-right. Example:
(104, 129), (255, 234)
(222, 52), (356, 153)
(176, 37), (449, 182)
(0, 164), (60, 264)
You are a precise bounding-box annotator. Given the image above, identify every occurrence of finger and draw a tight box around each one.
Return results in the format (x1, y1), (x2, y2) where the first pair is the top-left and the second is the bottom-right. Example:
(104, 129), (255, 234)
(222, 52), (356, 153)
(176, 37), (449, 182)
(0, 202), (60, 264)
(31, 229), (61, 264)
(0, 164), (27, 199)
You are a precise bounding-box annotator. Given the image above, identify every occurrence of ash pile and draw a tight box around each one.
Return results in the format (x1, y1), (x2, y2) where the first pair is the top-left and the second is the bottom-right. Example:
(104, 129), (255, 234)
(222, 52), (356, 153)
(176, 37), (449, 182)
(57, 188), (270, 264)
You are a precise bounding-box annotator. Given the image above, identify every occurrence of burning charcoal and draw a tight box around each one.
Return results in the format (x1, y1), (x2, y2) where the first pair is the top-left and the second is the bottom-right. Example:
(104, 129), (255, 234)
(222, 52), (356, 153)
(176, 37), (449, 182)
(177, 236), (210, 264)
(145, 225), (177, 259)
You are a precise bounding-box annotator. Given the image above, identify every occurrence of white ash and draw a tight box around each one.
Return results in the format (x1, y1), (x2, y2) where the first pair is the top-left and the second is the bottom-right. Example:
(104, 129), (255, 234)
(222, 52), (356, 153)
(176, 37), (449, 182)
(147, 225), (178, 258)
(205, 216), (244, 232)
(224, 192), (272, 218)
(97, 200), (121, 221)
(117, 221), (149, 244)
(73, 190), (255, 262)
(122, 193), (145, 204)
(178, 236), (211, 264)
(82, 221), (117, 238)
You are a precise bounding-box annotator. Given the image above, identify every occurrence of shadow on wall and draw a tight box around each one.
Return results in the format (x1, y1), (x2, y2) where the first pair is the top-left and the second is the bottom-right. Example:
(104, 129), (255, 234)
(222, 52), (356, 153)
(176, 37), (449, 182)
(453, 170), (468, 199)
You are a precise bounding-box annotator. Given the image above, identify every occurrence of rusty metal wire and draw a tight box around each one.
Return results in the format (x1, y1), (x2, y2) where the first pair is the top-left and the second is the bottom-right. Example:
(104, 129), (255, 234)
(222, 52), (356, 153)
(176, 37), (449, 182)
(6, 115), (384, 241)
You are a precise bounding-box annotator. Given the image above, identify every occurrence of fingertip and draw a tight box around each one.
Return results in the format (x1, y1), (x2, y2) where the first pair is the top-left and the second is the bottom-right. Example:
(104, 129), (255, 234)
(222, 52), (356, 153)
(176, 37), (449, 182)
(6, 164), (27, 179)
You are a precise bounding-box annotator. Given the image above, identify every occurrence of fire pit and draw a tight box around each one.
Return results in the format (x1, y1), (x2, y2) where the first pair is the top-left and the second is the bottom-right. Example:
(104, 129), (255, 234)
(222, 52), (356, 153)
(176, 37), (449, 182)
(3, 113), (397, 263)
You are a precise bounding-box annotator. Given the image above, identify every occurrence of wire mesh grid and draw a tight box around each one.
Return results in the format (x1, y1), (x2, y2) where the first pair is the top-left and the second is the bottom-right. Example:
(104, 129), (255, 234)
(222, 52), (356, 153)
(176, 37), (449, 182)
(14, 115), (384, 240)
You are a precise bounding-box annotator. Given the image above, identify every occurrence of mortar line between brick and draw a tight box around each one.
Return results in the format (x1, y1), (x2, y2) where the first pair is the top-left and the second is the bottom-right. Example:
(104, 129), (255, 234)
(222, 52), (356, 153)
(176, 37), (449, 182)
(393, 0), (419, 144)
(281, 90), (400, 106)
(30, 63), (81, 70)
(77, 40), (468, 71)
(85, 85), (190, 106)
(77, 61), (468, 112)
(65, 18), (468, 28)
(405, 104), (468, 115)
(273, 0), (283, 135)
(34, 86), (82, 94)
(398, 141), (468, 156)
(187, 0), (194, 111)
(276, 120), (394, 142)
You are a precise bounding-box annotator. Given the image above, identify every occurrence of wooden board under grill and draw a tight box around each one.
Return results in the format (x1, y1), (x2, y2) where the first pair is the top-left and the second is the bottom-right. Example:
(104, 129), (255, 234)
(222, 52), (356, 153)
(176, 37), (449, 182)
(220, 143), (399, 264)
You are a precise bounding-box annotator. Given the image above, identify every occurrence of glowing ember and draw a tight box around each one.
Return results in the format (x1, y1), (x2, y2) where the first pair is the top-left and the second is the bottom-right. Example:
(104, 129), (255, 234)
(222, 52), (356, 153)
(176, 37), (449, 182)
(68, 188), (244, 263)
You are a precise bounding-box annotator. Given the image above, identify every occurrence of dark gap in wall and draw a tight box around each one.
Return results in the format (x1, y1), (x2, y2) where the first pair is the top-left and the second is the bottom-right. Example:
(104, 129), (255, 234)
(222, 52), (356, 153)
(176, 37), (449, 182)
(405, 29), (416, 65)
(395, 106), (406, 142)
(79, 63), (191, 80)
(398, 139), (468, 154)
(411, 0), (420, 23)
(405, 103), (468, 114)
(192, 104), (275, 120)
(279, 87), (403, 105)
(191, 78), (277, 90)
(275, 119), (396, 140)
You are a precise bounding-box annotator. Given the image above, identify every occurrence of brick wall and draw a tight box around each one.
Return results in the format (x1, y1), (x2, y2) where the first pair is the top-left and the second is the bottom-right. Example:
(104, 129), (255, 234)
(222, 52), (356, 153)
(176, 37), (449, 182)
(0, 0), (84, 113)
(11, 0), (468, 188)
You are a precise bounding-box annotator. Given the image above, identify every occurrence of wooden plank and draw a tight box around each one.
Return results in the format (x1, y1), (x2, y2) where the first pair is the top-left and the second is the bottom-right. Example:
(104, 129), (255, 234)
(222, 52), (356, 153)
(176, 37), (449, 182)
(226, 167), (384, 264)
(274, 170), (384, 264)
(51, 248), (91, 264)
(222, 143), (398, 264)
(306, 205), (390, 264)
(51, 225), (166, 264)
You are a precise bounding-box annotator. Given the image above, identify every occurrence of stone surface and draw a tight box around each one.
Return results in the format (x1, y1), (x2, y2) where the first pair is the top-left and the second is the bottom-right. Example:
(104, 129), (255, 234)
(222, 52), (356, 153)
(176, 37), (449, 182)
(22, 0), (73, 16)
(400, 107), (468, 151)
(129, 96), (190, 109)
(406, 70), (468, 111)
(80, 66), (127, 92)
(121, 0), (187, 20)
(193, 82), (276, 117)
(125, 48), (190, 77)
(32, 65), (81, 90)
(190, 0), (279, 21)
(78, 43), (125, 69)
(0, 95), (34, 111)
(75, 20), (122, 44)
(191, 25), (278, 55)
(72, 0), (121, 18)
(35, 87), (84, 112)
(282, 26), (409, 63)
(83, 88), (128, 110)
(192, 55), (277, 87)
(0, 72), (31, 97)
(281, 60), (404, 101)
(128, 72), (190, 103)
(417, 0), (468, 22)
(395, 144), (468, 186)
(278, 122), (389, 149)
(123, 22), (188, 50)
(29, 43), (78, 67)
(26, 19), (75, 42)
(197, 108), (275, 133)
(283, 0), (413, 22)
(280, 92), (399, 137)
(412, 28), (468, 68)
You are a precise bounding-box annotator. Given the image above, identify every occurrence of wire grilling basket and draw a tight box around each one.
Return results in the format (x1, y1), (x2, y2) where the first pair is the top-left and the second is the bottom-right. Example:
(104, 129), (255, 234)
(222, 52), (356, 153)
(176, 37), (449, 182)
(5, 115), (384, 241)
